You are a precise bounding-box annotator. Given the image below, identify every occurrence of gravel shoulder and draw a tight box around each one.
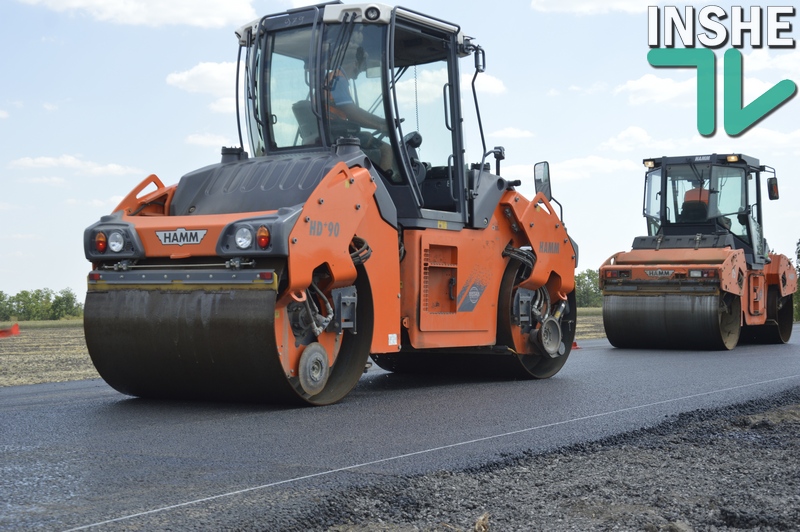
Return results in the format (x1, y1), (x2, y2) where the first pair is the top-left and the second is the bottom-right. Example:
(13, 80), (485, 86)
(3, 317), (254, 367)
(309, 388), (800, 532)
(2, 315), (799, 531)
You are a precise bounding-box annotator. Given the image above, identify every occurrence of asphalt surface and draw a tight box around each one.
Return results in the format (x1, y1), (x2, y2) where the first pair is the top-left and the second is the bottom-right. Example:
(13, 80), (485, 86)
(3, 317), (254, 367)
(2, 326), (799, 530)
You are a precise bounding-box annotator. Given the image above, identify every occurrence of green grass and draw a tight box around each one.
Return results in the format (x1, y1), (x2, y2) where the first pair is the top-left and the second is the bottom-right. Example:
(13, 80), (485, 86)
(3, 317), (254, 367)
(577, 307), (602, 316)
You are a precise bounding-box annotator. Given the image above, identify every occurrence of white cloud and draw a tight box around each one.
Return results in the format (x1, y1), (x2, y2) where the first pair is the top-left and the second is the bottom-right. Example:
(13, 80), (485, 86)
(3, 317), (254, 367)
(531, 0), (647, 15)
(466, 73), (507, 95)
(552, 155), (640, 181)
(614, 73), (695, 106)
(710, 127), (800, 157)
(0, 202), (18, 211)
(186, 133), (234, 147)
(568, 82), (608, 95)
(166, 62), (234, 97)
(20, 0), (258, 28)
(65, 198), (119, 208)
(598, 126), (686, 153)
(21, 176), (68, 187)
(617, 67), (797, 111)
(742, 49), (800, 77)
(209, 97), (236, 114)
(167, 62), (238, 113)
(489, 127), (534, 139)
(9, 155), (142, 176)
(43, 103), (58, 111)
(0, 110), (8, 119)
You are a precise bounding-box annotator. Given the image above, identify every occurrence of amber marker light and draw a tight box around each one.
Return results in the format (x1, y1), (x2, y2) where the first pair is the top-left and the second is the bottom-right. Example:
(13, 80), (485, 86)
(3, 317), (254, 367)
(257, 225), (271, 249)
(94, 232), (108, 253)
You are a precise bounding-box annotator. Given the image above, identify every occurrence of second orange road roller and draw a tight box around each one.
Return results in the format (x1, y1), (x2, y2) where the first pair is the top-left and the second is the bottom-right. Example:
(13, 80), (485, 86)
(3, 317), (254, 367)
(82, 3), (579, 405)
(600, 153), (796, 350)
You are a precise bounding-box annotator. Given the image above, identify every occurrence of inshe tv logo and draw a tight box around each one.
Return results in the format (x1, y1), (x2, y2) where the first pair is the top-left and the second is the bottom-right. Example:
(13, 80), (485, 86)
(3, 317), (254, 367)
(647, 6), (797, 136)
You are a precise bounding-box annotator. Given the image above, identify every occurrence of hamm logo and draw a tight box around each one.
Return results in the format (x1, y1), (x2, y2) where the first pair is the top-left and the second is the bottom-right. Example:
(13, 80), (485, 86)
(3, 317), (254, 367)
(156, 228), (208, 246)
(539, 242), (560, 254)
(645, 269), (674, 278)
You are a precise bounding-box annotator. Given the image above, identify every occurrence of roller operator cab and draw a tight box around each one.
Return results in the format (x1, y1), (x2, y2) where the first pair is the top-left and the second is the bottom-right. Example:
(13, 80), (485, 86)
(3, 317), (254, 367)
(83, 2), (579, 405)
(600, 154), (797, 350)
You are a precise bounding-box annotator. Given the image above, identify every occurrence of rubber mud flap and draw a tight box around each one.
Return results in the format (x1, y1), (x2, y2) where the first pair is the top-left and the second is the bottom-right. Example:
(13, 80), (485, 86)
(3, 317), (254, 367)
(84, 289), (300, 403)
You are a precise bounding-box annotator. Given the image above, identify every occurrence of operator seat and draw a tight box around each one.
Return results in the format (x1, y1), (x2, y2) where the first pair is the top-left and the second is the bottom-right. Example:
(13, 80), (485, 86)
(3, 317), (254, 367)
(292, 100), (321, 146)
(679, 201), (708, 223)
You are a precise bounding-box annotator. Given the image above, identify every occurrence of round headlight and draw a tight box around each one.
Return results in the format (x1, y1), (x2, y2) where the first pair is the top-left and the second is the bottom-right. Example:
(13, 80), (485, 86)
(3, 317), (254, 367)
(365, 6), (380, 20)
(235, 227), (253, 249)
(108, 231), (125, 253)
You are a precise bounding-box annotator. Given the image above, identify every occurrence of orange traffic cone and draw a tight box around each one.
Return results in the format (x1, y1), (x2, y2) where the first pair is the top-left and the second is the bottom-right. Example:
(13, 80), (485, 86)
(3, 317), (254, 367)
(0, 323), (20, 338)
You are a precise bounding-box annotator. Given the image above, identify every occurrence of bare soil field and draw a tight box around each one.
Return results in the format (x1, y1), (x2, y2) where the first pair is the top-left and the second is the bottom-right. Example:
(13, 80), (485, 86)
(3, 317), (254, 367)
(0, 310), (606, 388)
(0, 321), (96, 387)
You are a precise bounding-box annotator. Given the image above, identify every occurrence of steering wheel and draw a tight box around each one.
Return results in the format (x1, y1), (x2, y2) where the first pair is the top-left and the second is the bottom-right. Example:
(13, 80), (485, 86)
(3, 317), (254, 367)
(403, 131), (426, 183)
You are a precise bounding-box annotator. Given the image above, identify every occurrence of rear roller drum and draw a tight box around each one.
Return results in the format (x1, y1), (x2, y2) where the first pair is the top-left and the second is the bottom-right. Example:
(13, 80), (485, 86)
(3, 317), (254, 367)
(371, 259), (576, 380)
(739, 288), (793, 345)
(496, 259), (576, 379)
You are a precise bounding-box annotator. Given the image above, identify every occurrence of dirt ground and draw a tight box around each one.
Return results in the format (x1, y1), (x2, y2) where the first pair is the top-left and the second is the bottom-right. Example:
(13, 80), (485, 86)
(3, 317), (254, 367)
(0, 310), (607, 388)
(0, 321), (95, 387)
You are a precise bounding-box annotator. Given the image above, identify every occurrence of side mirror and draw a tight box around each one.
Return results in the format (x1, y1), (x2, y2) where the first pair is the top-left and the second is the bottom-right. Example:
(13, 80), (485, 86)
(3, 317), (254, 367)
(767, 176), (779, 200)
(534, 161), (552, 201)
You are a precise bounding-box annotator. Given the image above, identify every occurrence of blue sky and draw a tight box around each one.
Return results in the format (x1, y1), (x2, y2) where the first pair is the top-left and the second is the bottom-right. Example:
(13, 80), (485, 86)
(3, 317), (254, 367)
(1, 0), (798, 299)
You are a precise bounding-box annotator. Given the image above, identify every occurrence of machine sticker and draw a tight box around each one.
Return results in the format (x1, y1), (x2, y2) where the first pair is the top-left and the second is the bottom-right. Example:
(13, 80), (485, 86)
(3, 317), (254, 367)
(457, 282), (486, 312)
(156, 228), (208, 246)
(308, 219), (340, 237)
(645, 269), (674, 278)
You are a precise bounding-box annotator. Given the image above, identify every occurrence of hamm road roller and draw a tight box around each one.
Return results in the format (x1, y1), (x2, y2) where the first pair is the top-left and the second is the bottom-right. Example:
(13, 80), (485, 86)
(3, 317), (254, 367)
(83, 2), (579, 405)
(600, 153), (796, 350)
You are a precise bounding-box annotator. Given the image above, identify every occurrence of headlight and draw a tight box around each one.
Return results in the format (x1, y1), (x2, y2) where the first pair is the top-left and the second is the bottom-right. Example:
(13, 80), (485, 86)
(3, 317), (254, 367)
(235, 227), (253, 249)
(108, 231), (125, 253)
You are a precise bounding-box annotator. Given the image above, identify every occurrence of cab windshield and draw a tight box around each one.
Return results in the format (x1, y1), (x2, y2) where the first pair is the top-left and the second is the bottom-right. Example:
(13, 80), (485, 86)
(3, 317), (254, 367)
(644, 162), (757, 246)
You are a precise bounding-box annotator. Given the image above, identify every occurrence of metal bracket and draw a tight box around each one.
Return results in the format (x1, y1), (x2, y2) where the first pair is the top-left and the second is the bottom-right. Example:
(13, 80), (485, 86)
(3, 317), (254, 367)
(327, 285), (357, 334)
(513, 288), (535, 332)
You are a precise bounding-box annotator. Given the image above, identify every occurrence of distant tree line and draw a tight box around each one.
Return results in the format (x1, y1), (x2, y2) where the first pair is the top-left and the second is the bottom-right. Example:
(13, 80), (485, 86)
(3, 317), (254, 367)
(575, 269), (602, 307)
(0, 288), (83, 322)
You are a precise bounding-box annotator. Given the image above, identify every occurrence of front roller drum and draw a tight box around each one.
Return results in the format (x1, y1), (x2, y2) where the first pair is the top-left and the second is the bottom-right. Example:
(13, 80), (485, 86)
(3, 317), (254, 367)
(84, 285), (372, 405)
(603, 293), (741, 350)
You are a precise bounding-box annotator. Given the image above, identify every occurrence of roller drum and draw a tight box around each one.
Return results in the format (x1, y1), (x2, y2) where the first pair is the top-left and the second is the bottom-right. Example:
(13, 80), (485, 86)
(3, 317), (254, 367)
(84, 289), (299, 402)
(603, 293), (741, 350)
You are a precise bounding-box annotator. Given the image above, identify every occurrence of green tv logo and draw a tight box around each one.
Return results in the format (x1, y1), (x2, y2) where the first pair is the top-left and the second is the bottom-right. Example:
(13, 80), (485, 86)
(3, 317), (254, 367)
(647, 6), (797, 136)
